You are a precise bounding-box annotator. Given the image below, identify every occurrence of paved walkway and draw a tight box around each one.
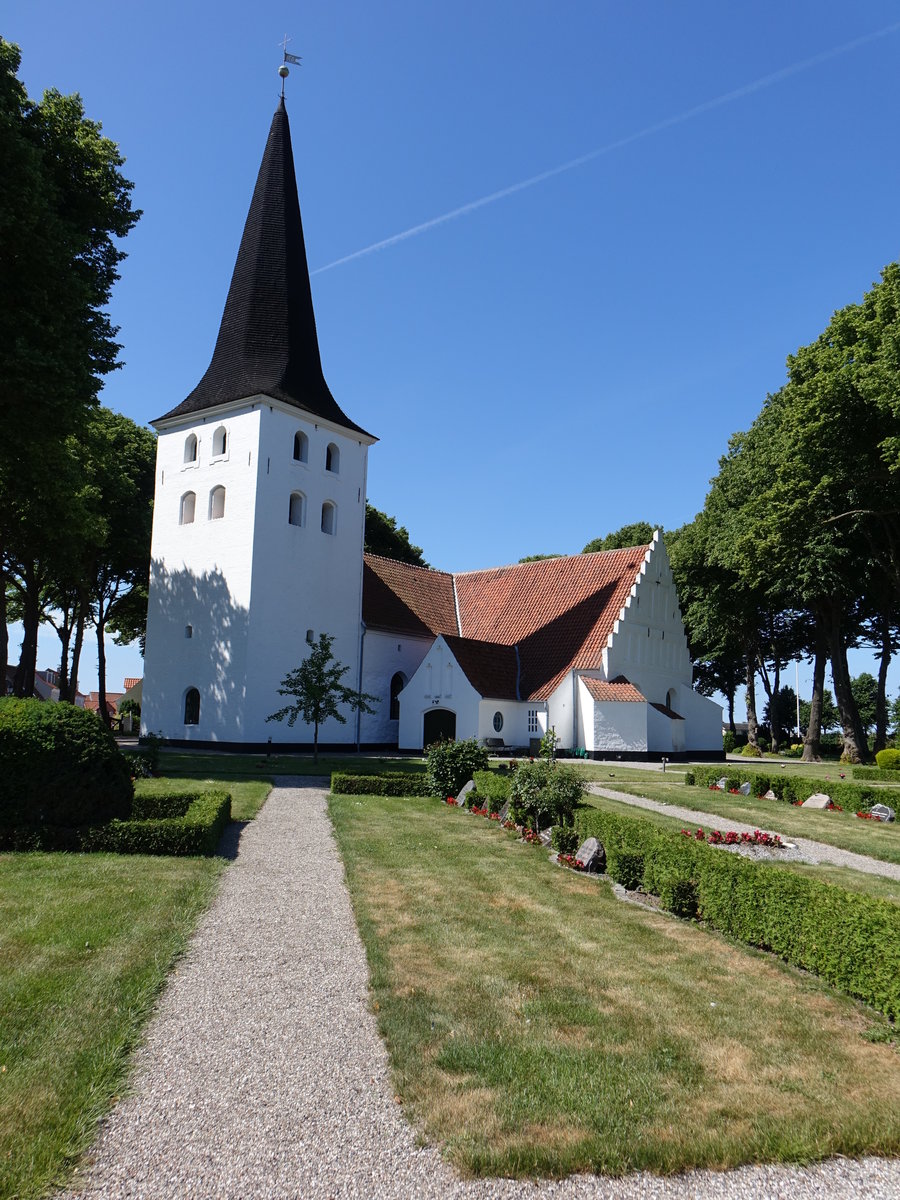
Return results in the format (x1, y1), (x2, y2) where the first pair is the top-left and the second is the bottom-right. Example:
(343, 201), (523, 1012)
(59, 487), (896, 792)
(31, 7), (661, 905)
(589, 785), (900, 882)
(61, 779), (900, 1199)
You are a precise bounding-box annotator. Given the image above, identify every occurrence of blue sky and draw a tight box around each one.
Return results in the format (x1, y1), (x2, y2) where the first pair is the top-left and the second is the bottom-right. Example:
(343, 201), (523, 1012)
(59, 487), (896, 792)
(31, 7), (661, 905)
(6, 2), (900, 712)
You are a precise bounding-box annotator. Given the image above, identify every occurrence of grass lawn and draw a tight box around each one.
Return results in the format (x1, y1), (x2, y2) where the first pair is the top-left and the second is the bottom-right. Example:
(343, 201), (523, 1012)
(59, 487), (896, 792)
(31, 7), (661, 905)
(593, 776), (900, 867)
(135, 773), (271, 822)
(330, 790), (900, 1178)
(0, 852), (223, 1200)
(157, 750), (424, 781)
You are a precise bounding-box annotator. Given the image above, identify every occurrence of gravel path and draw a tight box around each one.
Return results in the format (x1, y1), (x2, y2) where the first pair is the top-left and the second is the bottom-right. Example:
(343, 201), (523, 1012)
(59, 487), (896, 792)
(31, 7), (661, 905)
(60, 778), (900, 1199)
(589, 785), (900, 882)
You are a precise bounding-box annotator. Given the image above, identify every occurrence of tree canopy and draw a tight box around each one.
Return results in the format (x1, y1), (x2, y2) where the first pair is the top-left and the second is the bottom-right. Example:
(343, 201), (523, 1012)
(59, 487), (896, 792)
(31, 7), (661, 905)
(364, 504), (427, 566)
(582, 522), (659, 554)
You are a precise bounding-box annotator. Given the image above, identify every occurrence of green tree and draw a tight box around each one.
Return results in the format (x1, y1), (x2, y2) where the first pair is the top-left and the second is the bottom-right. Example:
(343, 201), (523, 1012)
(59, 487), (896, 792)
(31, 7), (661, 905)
(364, 504), (426, 566)
(850, 672), (879, 738)
(582, 521), (659, 554)
(266, 634), (378, 762)
(799, 689), (840, 736)
(0, 40), (140, 687)
(518, 554), (563, 563)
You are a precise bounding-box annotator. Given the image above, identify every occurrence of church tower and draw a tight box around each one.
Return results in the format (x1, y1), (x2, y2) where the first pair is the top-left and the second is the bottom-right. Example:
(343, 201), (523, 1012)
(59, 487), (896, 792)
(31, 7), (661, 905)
(142, 95), (376, 746)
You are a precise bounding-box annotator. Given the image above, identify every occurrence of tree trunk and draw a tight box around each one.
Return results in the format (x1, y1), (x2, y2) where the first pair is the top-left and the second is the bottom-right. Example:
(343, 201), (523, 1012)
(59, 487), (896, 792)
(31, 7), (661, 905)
(13, 565), (39, 698)
(770, 659), (782, 753)
(727, 689), (735, 734)
(745, 657), (759, 749)
(0, 556), (7, 689)
(802, 624), (827, 762)
(313, 719), (319, 764)
(96, 610), (109, 727)
(874, 611), (891, 754)
(66, 601), (87, 703)
(826, 604), (869, 763)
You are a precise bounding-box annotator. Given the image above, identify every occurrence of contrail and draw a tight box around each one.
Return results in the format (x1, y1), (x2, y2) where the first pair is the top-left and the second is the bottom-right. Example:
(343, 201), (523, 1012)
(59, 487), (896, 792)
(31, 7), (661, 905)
(312, 21), (900, 275)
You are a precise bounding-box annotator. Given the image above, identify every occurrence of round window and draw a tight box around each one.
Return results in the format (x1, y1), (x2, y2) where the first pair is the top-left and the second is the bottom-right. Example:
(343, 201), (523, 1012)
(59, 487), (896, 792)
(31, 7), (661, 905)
(492, 711), (504, 733)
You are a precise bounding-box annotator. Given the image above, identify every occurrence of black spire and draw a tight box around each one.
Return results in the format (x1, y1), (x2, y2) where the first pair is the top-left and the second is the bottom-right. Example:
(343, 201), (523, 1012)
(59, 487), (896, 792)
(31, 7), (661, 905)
(158, 99), (370, 436)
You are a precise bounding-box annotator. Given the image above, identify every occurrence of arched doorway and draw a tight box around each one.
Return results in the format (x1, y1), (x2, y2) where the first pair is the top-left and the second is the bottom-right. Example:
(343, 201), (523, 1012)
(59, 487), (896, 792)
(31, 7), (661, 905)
(423, 708), (456, 748)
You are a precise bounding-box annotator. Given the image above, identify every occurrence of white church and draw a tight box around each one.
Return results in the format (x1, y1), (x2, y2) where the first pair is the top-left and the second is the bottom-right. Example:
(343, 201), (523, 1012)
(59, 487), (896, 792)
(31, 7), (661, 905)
(141, 94), (722, 761)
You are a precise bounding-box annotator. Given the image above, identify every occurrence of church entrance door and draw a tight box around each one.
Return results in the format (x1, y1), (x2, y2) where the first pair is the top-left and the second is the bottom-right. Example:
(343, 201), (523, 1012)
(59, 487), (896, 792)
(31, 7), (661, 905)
(423, 708), (456, 747)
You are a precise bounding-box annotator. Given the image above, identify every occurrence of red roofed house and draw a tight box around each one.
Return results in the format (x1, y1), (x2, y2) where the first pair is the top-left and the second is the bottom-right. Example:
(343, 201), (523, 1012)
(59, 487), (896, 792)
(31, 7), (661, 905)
(360, 532), (722, 759)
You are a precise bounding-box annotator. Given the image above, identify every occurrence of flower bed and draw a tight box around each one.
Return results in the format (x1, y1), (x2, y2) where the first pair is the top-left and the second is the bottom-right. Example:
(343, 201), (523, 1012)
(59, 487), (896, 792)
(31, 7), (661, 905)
(682, 827), (784, 847)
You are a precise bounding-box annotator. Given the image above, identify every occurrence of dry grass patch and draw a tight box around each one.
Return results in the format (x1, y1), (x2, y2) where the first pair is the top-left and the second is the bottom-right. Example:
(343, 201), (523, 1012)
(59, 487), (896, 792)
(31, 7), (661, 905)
(330, 792), (900, 1178)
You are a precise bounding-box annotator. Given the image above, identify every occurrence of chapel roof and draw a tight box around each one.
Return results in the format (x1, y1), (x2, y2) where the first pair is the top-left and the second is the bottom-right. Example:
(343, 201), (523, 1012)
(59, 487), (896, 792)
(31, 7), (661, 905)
(362, 544), (651, 702)
(157, 99), (371, 437)
(581, 676), (646, 703)
(362, 554), (458, 637)
(455, 546), (649, 700)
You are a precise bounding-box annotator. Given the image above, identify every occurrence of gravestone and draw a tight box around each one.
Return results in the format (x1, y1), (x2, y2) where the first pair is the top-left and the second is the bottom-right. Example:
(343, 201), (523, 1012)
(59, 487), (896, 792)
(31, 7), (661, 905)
(716, 777), (728, 790)
(871, 803), (896, 822)
(498, 800), (511, 825)
(801, 793), (832, 809)
(456, 780), (476, 808)
(574, 836), (604, 873)
(738, 781), (752, 796)
(539, 827), (553, 847)
(763, 789), (777, 800)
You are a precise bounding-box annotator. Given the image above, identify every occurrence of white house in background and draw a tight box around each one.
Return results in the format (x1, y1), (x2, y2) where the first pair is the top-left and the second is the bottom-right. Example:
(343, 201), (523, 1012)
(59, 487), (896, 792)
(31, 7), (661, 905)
(141, 92), (722, 760)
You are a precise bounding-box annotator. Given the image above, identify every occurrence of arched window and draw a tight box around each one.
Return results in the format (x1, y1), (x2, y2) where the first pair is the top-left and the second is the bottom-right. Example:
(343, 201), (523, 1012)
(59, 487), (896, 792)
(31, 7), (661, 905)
(389, 672), (406, 721)
(666, 688), (677, 712)
(184, 433), (198, 464)
(293, 431), (309, 463)
(212, 426), (227, 456)
(288, 492), (305, 527)
(183, 687), (200, 725)
(209, 486), (226, 520)
(321, 501), (336, 535)
(325, 442), (340, 473)
(179, 492), (196, 525)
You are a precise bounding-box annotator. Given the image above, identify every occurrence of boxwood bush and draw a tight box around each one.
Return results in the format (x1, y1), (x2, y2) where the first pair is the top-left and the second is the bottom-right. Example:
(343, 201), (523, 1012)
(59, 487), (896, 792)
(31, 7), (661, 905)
(425, 738), (489, 798)
(573, 806), (900, 1019)
(686, 763), (891, 814)
(331, 771), (430, 797)
(0, 790), (231, 856)
(874, 748), (900, 771)
(0, 698), (132, 826)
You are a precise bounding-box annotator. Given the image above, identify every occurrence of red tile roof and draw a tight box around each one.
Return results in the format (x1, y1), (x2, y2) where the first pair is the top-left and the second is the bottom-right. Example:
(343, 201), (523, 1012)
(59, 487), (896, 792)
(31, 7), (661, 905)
(363, 554), (458, 637)
(581, 676), (646, 703)
(443, 635), (520, 700)
(455, 546), (648, 700)
(123, 677), (142, 691)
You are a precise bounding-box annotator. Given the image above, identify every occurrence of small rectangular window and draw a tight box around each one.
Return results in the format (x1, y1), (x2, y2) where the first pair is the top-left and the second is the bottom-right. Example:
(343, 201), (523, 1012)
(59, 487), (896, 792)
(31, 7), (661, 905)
(528, 709), (539, 734)
(185, 625), (193, 639)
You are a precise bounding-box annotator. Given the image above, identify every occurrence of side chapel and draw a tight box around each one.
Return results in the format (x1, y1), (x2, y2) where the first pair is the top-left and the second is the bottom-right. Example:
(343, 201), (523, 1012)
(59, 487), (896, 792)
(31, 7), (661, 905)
(141, 93), (722, 760)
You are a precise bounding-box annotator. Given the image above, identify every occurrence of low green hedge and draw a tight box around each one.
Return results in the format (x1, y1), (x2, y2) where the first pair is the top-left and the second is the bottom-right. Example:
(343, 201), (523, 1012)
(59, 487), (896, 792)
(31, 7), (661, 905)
(0, 791), (231, 856)
(874, 749), (900, 771)
(573, 806), (900, 1020)
(854, 766), (900, 783)
(687, 764), (893, 814)
(473, 769), (512, 803)
(331, 771), (431, 797)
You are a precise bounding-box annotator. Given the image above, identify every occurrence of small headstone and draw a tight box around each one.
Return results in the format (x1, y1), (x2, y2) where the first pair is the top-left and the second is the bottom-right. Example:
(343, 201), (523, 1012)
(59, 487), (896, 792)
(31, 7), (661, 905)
(738, 781), (751, 796)
(763, 789), (777, 800)
(802, 793), (832, 809)
(716, 777), (728, 790)
(498, 800), (510, 825)
(539, 827), (553, 847)
(871, 803), (896, 822)
(456, 780), (476, 807)
(574, 836), (604, 873)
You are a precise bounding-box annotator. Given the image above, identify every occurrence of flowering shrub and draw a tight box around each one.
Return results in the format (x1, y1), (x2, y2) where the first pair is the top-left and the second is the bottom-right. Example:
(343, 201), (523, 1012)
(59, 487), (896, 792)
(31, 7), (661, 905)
(521, 827), (543, 845)
(445, 796), (457, 805)
(557, 853), (585, 870)
(857, 811), (877, 820)
(425, 737), (488, 799)
(681, 827), (784, 848)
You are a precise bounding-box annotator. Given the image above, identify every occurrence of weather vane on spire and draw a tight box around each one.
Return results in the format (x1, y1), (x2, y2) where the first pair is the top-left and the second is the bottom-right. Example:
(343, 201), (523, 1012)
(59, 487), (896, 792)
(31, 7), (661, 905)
(278, 34), (302, 96)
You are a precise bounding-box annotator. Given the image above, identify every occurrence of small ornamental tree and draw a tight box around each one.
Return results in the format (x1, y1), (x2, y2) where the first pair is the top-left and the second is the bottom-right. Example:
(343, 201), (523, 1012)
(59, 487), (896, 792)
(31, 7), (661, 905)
(266, 634), (378, 762)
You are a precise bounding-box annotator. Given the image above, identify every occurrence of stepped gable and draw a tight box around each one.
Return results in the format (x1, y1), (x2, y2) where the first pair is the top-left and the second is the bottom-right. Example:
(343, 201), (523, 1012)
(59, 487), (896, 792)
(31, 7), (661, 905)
(158, 99), (370, 437)
(581, 676), (646, 702)
(455, 546), (648, 700)
(442, 635), (520, 700)
(362, 554), (458, 637)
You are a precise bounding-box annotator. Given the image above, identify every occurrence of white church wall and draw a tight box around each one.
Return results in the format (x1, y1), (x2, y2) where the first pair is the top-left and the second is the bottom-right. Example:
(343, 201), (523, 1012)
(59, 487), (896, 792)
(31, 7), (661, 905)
(546, 676), (576, 750)
(143, 407), (262, 740)
(647, 704), (679, 753)
(359, 629), (433, 745)
(242, 404), (370, 744)
(476, 700), (540, 748)
(592, 698), (648, 752)
(398, 637), (480, 750)
(672, 685), (723, 752)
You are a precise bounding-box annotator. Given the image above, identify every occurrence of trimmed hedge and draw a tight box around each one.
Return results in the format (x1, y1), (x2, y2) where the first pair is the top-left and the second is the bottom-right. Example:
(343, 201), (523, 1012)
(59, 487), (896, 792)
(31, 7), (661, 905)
(331, 771), (431, 797)
(854, 766), (900, 783)
(0, 791), (231, 857)
(573, 806), (900, 1020)
(687, 763), (894, 814)
(874, 749), (900, 771)
(0, 698), (132, 826)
